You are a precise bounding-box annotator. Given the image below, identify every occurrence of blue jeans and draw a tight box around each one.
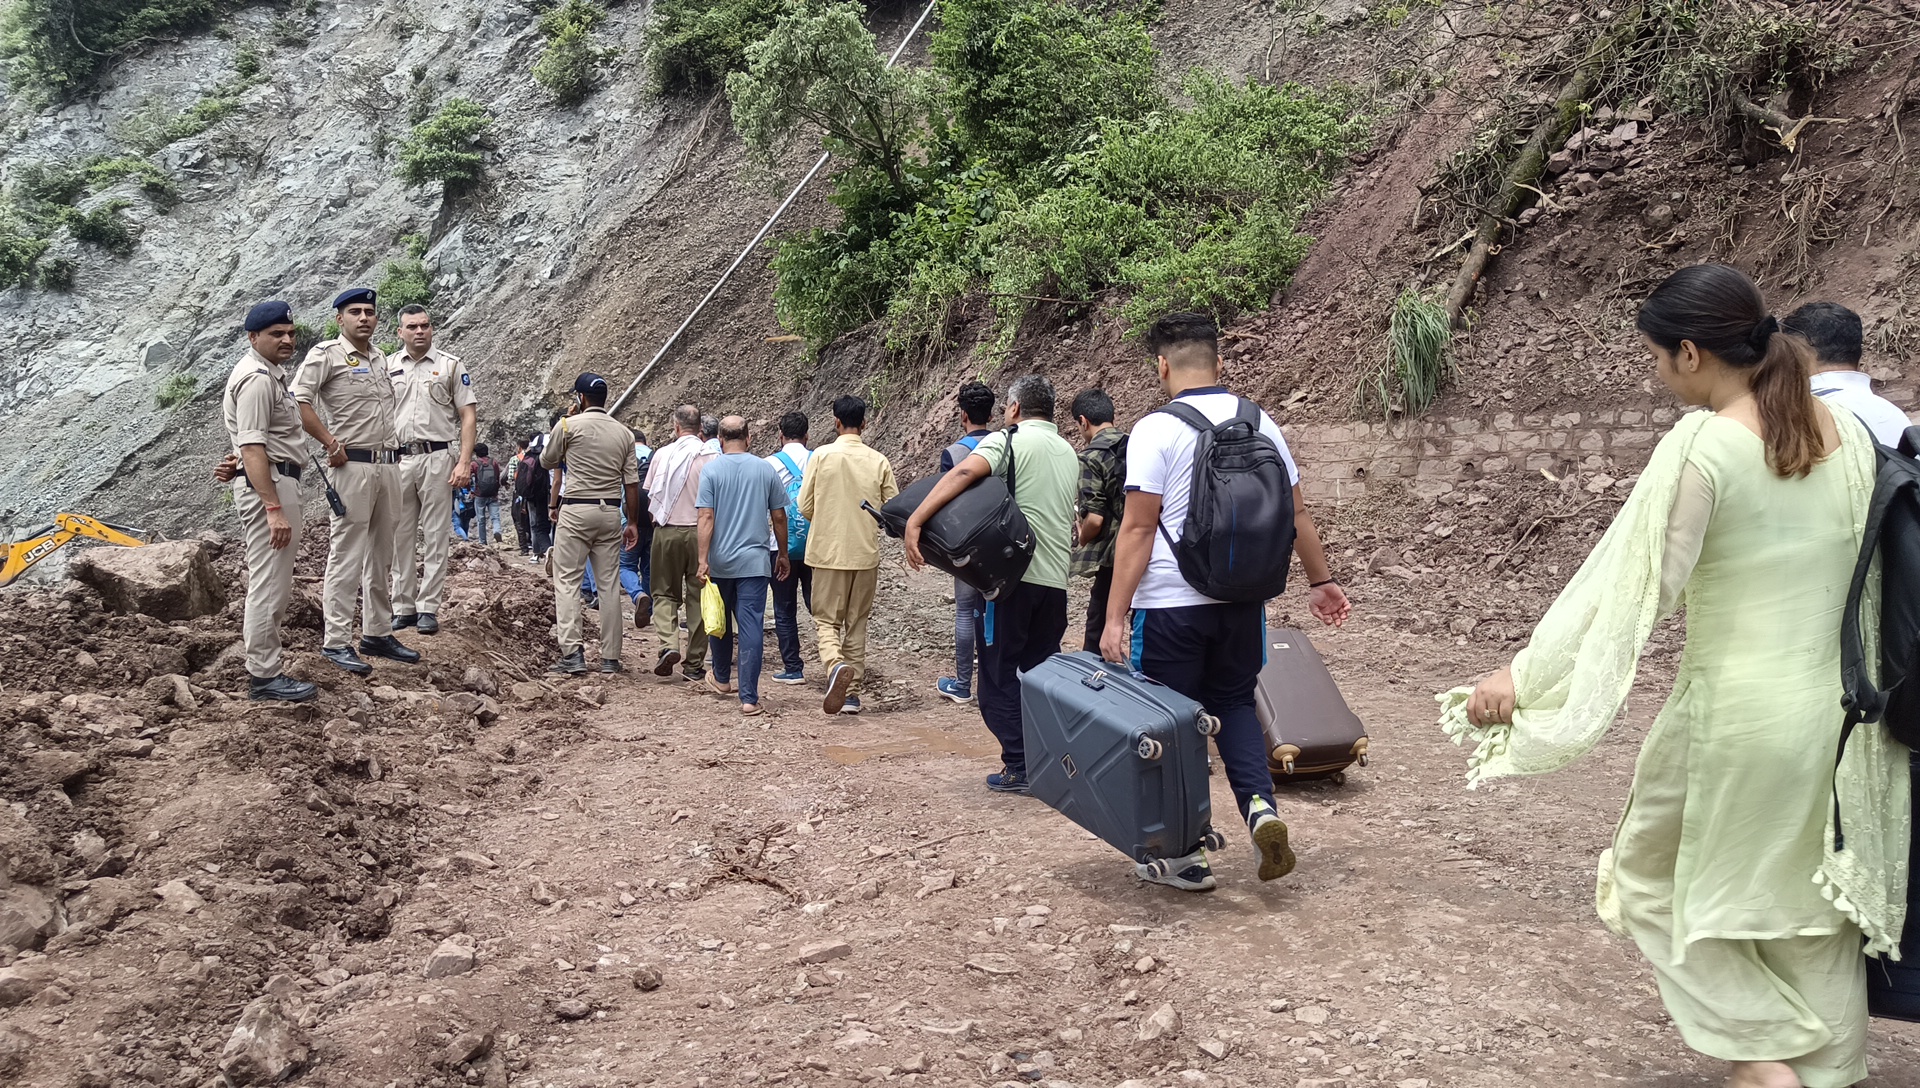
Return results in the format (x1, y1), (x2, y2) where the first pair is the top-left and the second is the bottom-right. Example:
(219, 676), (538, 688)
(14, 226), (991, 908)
(1131, 602), (1273, 827)
(622, 522), (652, 598)
(953, 579), (984, 695)
(772, 558), (812, 673)
(709, 575), (770, 705)
(475, 499), (500, 539)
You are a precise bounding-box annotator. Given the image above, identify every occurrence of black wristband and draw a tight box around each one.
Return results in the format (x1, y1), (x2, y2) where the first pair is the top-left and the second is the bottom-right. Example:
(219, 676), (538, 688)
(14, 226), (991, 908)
(1309, 578), (1338, 588)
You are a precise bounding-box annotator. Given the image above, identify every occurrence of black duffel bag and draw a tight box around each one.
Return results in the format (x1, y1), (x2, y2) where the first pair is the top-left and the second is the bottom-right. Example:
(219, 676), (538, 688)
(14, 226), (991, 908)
(874, 426), (1034, 600)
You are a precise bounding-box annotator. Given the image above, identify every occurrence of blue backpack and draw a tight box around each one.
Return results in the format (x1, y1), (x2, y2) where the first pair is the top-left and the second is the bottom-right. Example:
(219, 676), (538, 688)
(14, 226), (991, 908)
(774, 451), (810, 560)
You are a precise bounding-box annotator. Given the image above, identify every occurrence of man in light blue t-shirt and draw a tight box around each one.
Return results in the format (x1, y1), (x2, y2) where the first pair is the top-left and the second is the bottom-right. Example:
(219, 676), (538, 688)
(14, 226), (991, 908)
(697, 415), (792, 715)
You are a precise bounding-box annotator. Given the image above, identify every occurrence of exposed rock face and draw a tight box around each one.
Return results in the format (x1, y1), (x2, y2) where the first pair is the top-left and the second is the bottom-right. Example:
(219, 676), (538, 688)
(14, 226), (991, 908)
(68, 539), (224, 619)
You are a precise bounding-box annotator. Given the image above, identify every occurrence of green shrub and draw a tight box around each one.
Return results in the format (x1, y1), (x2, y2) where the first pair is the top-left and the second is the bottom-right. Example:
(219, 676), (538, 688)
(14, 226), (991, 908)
(155, 372), (196, 410)
(397, 98), (493, 194)
(64, 200), (138, 257)
(13, 159), (89, 211)
(533, 0), (614, 106)
(647, 0), (790, 95)
(84, 157), (180, 210)
(0, 204), (50, 287)
(34, 255), (75, 290)
(0, 0), (231, 100)
(377, 253), (434, 317)
(930, 0), (1160, 172)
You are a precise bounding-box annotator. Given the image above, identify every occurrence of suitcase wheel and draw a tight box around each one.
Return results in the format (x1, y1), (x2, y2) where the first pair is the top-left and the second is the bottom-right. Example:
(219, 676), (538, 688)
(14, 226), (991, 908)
(1352, 737), (1370, 768)
(1201, 828), (1227, 851)
(1329, 771), (1347, 786)
(1135, 736), (1165, 761)
(1139, 858), (1172, 879)
(1197, 712), (1221, 737)
(1273, 743), (1301, 775)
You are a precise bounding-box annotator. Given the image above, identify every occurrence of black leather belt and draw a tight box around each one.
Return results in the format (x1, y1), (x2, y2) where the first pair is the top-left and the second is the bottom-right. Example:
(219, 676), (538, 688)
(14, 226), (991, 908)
(400, 440), (451, 455)
(560, 497), (622, 507)
(344, 448), (402, 464)
(243, 461), (302, 488)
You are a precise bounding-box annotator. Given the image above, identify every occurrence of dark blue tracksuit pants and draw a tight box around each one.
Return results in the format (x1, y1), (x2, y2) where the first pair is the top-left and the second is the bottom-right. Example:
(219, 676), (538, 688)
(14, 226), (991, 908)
(1131, 601), (1275, 826)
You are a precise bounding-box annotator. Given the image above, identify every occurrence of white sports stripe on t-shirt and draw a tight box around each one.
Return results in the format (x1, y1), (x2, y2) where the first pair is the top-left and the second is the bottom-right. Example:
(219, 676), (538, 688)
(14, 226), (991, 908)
(1125, 388), (1300, 610)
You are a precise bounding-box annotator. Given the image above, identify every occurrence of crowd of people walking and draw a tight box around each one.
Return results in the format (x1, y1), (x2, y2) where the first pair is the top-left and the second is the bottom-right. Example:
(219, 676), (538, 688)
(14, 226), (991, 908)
(210, 263), (1911, 1088)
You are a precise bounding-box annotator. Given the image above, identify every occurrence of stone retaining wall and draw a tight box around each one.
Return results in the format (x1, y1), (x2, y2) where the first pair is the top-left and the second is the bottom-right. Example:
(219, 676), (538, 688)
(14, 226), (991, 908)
(1289, 405), (1684, 504)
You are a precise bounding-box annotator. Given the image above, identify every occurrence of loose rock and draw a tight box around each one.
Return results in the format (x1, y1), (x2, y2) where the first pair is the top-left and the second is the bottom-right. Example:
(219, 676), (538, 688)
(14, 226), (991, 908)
(443, 1031), (494, 1066)
(632, 965), (663, 991)
(553, 999), (592, 1021)
(152, 879), (206, 914)
(217, 997), (311, 1086)
(424, 936), (478, 978)
(797, 940), (851, 964)
(1137, 1002), (1180, 1042)
(70, 539), (225, 620)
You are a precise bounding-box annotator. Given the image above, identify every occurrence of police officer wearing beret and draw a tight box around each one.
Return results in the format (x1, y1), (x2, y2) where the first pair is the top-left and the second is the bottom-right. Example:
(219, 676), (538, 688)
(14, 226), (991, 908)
(388, 303), (478, 636)
(539, 373), (641, 675)
(291, 288), (421, 674)
(221, 301), (319, 702)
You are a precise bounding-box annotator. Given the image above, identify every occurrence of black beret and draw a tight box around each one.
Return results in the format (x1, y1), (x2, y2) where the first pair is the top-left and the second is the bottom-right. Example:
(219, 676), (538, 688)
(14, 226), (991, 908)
(244, 300), (294, 332)
(333, 287), (376, 310)
(574, 372), (609, 396)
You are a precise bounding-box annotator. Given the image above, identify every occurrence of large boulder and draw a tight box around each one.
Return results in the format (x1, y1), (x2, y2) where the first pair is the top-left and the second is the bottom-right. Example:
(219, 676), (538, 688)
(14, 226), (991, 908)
(69, 539), (225, 620)
(218, 997), (311, 1085)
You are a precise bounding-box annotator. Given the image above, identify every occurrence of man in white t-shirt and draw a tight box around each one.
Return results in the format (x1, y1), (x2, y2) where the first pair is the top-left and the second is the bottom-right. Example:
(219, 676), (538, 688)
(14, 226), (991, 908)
(765, 411), (814, 685)
(1783, 301), (1912, 447)
(1100, 312), (1352, 893)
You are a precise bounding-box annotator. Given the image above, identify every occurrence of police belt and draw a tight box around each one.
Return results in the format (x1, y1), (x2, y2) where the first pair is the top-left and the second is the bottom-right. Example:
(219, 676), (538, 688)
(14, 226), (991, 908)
(343, 448), (403, 464)
(399, 439), (451, 455)
(242, 461), (303, 489)
(559, 497), (622, 508)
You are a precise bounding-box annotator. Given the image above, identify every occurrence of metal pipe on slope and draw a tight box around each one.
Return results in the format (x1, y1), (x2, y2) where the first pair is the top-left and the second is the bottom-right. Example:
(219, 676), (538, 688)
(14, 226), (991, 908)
(608, 0), (940, 418)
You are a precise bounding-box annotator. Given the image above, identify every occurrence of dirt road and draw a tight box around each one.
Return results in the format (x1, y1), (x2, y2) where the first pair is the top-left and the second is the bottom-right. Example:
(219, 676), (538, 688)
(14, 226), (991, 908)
(3, 551), (1916, 1088)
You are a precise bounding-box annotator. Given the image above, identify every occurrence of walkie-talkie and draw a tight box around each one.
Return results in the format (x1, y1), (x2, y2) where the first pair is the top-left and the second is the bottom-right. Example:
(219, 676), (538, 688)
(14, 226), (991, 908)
(309, 450), (347, 517)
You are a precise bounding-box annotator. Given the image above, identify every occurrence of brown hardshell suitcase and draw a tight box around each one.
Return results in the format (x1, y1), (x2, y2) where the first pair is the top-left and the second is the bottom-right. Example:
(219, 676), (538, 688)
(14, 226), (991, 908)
(1254, 628), (1369, 783)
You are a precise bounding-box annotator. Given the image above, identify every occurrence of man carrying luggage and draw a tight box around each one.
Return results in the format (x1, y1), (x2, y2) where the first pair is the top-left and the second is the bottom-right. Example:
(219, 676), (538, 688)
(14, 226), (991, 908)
(1070, 388), (1127, 653)
(934, 381), (997, 705)
(1100, 313), (1350, 891)
(905, 375), (1080, 793)
(797, 395), (899, 715)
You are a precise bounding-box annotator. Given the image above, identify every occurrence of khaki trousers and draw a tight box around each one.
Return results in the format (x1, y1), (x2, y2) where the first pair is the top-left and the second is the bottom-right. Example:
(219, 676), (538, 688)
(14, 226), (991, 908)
(812, 566), (877, 695)
(650, 524), (707, 669)
(324, 460), (399, 649)
(234, 474), (304, 679)
(553, 504), (624, 662)
(393, 446), (455, 616)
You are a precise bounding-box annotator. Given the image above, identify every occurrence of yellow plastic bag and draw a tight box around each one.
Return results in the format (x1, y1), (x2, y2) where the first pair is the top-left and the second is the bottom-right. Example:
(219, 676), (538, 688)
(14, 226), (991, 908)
(701, 580), (727, 637)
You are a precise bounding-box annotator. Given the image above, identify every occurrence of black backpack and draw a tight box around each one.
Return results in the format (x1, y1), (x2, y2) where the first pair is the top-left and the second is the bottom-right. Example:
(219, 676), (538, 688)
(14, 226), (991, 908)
(516, 453), (549, 505)
(878, 426), (1035, 600)
(1155, 397), (1296, 604)
(1841, 425), (1920, 750)
(473, 458), (500, 499)
(1837, 426), (1920, 1023)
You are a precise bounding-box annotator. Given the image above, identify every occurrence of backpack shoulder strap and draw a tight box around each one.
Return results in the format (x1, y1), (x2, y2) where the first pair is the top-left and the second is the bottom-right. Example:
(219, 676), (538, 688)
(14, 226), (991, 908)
(1155, 401), (1214, 433)
(1234, 397), (1261, 426)
(1841, 468), (1912, 726)
(1002, 425), (1018, 495)
(774, 451), (801, 482)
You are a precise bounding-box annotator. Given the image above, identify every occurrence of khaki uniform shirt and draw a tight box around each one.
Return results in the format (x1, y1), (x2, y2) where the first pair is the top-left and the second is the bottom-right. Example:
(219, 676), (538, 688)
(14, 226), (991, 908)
(538, 407), (638, 500)
(388, 346), (477, 443)
(290, 338), (397, 451)
(796, 433), (899, 571)
(222, 349), (307, 464)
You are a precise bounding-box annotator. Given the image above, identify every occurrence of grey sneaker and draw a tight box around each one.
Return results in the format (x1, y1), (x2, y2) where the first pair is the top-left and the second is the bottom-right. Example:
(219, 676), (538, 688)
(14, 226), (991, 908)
(1249, 800), (1296, 881)
(822, 663), (854, 715)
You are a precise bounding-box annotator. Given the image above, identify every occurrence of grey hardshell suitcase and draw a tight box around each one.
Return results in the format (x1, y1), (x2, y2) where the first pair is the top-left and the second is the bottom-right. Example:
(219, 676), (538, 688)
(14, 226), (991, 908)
(1022, 652), (1228, 877)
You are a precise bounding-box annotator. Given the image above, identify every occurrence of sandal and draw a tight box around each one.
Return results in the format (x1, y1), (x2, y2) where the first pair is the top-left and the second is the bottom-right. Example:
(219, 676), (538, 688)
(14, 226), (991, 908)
(741, 703), (763, 717)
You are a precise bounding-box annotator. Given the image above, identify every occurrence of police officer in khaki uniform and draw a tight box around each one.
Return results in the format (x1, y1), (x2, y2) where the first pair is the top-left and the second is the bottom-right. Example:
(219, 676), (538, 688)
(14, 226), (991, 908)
(292, 287), (422, 674)
(388, 303), (478, 635)
(221, 301), (318, 702)
(539, 373), (641, 675)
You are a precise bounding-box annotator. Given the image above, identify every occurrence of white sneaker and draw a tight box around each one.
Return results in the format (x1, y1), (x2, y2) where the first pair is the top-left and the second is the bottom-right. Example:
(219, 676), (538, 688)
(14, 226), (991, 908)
(1136, 849), (1216, 892)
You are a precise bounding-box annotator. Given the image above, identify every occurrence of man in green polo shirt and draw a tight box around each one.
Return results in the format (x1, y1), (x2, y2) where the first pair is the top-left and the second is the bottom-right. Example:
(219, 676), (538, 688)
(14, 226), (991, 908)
(904, 374), (1079, 794)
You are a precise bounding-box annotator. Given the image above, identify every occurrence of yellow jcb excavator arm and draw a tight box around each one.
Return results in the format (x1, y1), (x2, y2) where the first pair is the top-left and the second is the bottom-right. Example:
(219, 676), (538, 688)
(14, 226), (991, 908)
(1, 514), (152, 587)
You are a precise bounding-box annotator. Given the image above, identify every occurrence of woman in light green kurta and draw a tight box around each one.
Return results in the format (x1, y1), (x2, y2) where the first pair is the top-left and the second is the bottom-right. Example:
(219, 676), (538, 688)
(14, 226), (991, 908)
(1441, 265), (1910, 1088)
